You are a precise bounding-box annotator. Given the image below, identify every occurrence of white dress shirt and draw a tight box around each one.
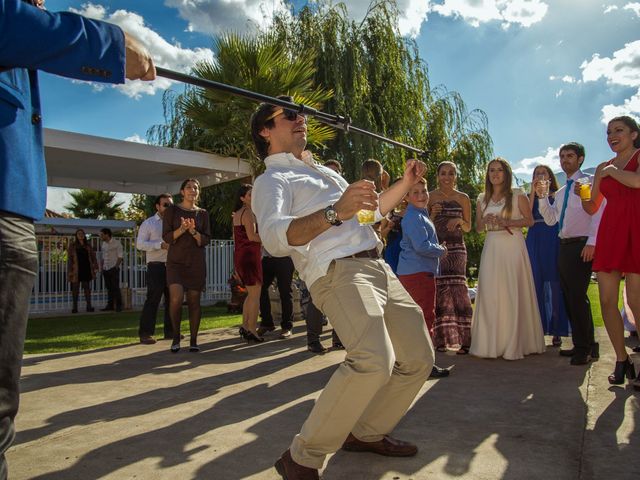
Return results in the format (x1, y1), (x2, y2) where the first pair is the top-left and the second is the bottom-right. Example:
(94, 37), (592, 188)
(252, 151), (381, 287)
(538, 170), (604, 246)
(136, 213), (167, 263)
(101, 238), (123, 270)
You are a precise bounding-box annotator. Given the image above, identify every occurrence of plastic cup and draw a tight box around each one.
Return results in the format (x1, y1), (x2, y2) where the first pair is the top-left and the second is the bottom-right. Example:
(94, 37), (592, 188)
(578, 177), (591, 201)
(356, 209), (376, 225)
(538, 179), (550, 197)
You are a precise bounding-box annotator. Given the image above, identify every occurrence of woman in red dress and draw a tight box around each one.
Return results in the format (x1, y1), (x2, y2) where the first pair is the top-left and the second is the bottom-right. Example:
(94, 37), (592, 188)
(233, 184), (264, 343)
(581, 116), (640, 388)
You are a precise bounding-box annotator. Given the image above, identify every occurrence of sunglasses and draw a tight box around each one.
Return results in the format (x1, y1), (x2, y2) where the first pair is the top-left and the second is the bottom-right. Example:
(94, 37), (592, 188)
(265, 108), (306, 123)
(161, 202), (172, 207)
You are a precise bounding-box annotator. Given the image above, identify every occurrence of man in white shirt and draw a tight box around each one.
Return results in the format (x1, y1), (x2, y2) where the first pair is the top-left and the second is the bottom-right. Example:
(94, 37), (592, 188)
(136, 194), (173, 344)
(251, 97), (434, 480)
(538, 142), (603, 365)
(99, 228), (124, 312)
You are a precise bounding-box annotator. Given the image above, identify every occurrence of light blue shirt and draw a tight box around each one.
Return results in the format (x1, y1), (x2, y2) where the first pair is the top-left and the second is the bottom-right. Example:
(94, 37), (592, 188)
(397, 204), (445, 276)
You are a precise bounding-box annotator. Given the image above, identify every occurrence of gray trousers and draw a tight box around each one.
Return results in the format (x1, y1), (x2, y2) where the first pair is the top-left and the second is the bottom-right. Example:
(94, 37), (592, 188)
(0, 212), (38, 480)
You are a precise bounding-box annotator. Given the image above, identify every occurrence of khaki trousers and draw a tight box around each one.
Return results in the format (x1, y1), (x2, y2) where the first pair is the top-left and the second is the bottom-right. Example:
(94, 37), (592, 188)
(291, 258), (434, 469)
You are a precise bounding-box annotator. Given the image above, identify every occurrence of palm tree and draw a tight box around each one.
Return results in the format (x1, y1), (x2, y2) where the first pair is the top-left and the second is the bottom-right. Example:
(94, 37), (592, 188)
(148, 32), (335, 231)
(65, 189), (124, 219)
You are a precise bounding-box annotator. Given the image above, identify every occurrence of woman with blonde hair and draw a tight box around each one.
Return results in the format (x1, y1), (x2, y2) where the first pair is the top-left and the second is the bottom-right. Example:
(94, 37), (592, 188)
(470, 158), (545, 360)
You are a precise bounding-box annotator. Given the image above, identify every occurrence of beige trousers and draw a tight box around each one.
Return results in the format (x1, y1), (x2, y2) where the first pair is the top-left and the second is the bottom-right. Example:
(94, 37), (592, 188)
(290, 258), (434, 469)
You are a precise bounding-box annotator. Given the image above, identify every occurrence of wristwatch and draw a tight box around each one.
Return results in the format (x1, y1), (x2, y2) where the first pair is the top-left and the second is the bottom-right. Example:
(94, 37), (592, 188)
(323, 205), (342, 226)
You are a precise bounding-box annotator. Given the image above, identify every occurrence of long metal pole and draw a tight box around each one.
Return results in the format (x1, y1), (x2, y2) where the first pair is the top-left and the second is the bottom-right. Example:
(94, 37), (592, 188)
(156, 67), (425, 156)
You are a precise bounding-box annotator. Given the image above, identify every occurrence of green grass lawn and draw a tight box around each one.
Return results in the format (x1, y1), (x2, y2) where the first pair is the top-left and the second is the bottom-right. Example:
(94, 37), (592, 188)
(25, 306), (242, 354)
(24, 283), (613, 354)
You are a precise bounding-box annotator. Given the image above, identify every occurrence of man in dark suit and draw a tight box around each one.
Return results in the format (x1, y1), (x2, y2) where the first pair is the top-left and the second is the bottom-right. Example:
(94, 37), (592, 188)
(0, 2), (155, 477)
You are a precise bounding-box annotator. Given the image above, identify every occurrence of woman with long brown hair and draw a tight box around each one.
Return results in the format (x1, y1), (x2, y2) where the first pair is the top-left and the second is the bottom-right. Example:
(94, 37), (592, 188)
(527, 165), (570, 347)
(579, 115), (640, 388)
(163, 178), (211, 353)
(428, 161), (473, 354)
(470, 158), (545, 360)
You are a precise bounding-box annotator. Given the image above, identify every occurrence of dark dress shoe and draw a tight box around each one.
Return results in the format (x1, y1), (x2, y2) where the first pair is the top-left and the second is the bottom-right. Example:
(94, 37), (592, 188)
(633, 345), (640, 353)
(570, 353), (591, 365)
(86, 306), (95, 312)
(100, 306), (114, 311)
(560, 343), (599, 358)
(139, 336), (157, 345)
(342, 433), (418, 457)
(429, 365), (450, 378)
(257, 325), (276, 336)
(274, 449), (319, 480)
(332, 341), (345, 350)
(71, 308), (78, 314)
(307, 341), (328, 354)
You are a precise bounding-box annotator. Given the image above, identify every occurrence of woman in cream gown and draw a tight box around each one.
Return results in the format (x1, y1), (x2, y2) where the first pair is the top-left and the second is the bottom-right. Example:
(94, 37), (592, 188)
(470, 158), (546, 360)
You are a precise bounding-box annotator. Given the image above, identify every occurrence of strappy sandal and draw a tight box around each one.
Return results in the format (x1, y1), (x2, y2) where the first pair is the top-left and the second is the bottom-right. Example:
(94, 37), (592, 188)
(456, 346), (470, 355)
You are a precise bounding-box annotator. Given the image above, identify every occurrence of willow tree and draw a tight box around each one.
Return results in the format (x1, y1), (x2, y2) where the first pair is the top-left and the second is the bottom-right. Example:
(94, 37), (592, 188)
(271, 0), (492, 186)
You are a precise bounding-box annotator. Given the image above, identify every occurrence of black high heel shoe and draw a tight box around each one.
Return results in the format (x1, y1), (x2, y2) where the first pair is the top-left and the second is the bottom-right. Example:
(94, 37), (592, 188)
(245, 331), (264, 343)
(608, 356), (636, 385)
(170, 339), (180, 353)
(239, 326), (248, 340)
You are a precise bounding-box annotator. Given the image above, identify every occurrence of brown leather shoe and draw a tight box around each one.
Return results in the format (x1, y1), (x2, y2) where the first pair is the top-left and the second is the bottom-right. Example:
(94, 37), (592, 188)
(342, 433), (418, 457)
(274, 449), (319, 480)
(139, 336), (157, 345)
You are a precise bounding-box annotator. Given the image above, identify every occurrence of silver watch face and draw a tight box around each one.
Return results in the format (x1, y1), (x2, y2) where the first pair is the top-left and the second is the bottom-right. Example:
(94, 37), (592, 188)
(325, 207), (337, 223)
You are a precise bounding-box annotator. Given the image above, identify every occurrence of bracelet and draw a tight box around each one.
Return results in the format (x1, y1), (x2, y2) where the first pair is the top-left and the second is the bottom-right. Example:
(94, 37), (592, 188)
(190, 230), (197, 236)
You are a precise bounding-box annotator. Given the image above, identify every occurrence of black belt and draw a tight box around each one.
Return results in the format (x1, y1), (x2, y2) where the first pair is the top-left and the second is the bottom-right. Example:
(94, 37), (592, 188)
(342, 248), (380, 259)
(559, 236), (588, 245)
(147, 261), (166, 265)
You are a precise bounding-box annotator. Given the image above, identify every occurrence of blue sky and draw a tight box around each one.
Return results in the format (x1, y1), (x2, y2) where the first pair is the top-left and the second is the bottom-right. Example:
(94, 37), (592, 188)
(41, 0), (639, 210)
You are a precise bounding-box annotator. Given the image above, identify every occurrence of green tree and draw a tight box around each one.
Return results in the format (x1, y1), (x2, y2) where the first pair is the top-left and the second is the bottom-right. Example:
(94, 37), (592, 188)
(125, 193), (156, 225)
(65, 189), (124, 220)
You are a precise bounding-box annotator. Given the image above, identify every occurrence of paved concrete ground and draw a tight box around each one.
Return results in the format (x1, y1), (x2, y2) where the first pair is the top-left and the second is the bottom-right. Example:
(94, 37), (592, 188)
(7, 326), (640, 480)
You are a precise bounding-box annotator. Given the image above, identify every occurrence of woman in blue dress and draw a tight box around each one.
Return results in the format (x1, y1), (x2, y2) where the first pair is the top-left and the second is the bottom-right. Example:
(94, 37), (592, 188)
(526, 165), (570, 346)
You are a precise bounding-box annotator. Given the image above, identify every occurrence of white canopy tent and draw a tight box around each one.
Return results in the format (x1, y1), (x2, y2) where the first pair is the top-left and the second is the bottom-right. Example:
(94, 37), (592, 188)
(43, 128), (252, 195)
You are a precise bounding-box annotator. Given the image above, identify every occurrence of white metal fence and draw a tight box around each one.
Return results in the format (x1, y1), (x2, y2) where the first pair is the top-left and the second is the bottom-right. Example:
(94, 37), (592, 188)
(30, 235), (234, 315)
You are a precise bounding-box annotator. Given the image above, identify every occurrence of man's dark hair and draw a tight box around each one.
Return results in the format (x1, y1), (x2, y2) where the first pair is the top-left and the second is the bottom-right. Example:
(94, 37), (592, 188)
(100, 228), (112, 238)
(559, 142), (586, 164)
(154, 193), (172, 206)
(250, 95), (294, 160)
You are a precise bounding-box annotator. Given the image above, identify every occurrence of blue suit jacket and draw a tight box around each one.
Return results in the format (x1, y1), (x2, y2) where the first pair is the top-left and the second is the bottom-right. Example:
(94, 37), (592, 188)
(0, 0), (126, 220)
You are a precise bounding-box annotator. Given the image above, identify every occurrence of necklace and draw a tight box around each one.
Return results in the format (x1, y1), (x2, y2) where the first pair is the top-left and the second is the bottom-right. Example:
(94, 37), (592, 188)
(437, 188), (455, 198)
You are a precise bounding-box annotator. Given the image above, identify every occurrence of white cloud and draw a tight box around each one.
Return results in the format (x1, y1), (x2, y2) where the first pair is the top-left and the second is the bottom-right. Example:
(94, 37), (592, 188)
(124, 134), (148, 144)
(580, 40), (640, 88)
(549, 75), (577, 83)
(603, 5), (618, 14)
(69, 3), (214, 98)
(513, 145), (561, 176)
(431, 0), (548, 28)
(579, 40), (640, 122)
(624, 2), (640, 17)
(164, 0), (292, 35)
(601, 90), (640, 123)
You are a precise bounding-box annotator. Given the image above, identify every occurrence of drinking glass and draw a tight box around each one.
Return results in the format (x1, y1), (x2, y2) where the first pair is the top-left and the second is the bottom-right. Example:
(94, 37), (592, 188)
(577, 177), (591, 201)
(356, 209), (376, 225)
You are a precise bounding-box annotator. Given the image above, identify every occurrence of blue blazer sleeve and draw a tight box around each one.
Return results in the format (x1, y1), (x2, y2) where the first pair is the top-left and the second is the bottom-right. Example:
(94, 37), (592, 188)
(0, 0), (125, 83)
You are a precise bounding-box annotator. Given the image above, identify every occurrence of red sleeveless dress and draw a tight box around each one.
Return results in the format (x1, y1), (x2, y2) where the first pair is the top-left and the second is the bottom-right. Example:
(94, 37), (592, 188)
(233, 210), (263, 286)
(593, 149), (640, 274)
